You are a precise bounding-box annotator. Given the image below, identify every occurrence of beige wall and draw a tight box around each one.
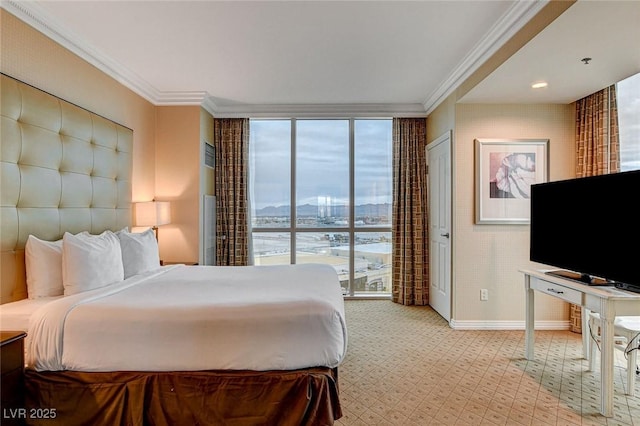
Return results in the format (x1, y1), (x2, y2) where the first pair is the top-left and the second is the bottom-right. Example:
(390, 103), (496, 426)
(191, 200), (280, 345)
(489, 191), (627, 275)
(425, 1), (579, 327)
(1, 10), (210, 263)
(155, 106), (202, 263)
(427, 101), (576, 326)
(0, 10), (157, 203)
(426, 94), (456, 144)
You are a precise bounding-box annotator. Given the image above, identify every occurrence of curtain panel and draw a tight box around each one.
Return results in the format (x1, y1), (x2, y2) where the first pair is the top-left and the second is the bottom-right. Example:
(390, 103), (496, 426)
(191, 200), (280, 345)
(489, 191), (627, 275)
(570, 85), (620, 333)
(214, 118), (250, 266)
(391, 118), (429, 306)
(576, 85), (620, 178)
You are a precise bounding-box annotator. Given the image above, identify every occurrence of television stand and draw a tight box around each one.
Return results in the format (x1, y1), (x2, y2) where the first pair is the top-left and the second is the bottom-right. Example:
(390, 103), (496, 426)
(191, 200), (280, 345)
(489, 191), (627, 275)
(545, 270), (609, 286)
(520, 269), (640, 417)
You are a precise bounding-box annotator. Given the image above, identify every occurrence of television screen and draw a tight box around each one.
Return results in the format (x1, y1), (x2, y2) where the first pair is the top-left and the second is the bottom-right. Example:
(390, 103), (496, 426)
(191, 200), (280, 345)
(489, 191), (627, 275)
(529, 170), (640, 288)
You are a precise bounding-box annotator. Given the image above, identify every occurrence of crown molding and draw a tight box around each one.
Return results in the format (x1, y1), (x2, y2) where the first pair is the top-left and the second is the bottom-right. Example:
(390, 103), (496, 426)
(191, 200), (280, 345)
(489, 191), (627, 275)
(4, 0), (546, 114)
(211, 102), (426, 118)
(155, 91), (209, 106)
(423, 0), (549, 115)
(1, 0), (186, 105)
(201, 97), (219, 117)
(3, 0), (424, 116)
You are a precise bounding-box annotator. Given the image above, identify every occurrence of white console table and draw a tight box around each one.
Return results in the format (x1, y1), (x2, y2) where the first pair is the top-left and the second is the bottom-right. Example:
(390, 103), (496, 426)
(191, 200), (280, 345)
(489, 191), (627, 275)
(521, 269), (640, 417)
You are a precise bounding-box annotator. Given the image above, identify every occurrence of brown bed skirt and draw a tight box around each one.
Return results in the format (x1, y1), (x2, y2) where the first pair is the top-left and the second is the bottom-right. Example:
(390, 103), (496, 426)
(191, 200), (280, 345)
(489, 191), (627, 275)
(24, 367), (341, 426)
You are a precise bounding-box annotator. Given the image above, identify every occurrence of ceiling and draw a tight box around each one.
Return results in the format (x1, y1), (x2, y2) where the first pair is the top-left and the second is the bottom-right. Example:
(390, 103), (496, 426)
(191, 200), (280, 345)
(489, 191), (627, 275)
(462, 0), (640, 105)
(4, 1), (639, 116)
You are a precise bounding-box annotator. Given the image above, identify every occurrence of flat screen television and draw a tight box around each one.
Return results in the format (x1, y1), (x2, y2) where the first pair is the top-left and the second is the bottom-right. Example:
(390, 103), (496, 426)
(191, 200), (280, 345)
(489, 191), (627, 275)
(529, 170), (640, 292)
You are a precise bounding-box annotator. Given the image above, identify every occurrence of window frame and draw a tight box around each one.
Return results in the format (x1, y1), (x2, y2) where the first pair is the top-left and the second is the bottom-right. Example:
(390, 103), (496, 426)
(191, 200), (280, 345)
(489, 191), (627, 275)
(616, 72), (640, 172)
(249, 117), (392, 297)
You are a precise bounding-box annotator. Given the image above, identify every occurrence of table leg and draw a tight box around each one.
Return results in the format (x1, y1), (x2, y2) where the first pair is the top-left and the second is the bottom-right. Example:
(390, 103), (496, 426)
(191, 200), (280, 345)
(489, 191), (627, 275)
(599, 300), (614, 417)
(525, 275), (535, 360)
(628, 333), (638, 396)
(581, 306), (590, 359)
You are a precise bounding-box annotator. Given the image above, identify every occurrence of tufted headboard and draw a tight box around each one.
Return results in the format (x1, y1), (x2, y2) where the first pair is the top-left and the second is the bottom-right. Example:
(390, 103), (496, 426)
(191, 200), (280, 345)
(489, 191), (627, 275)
(0, 74), (133, 304)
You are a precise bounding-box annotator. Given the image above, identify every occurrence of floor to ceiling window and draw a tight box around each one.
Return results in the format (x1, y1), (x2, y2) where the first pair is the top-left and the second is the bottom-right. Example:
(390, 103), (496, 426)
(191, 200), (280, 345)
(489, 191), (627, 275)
(617, 72), (640, 171)
(249, 118), (392, 297)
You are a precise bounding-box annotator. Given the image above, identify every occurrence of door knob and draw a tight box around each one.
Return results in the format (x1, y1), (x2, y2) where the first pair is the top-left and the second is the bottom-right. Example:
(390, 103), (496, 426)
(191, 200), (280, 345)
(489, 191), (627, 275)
(441, 232), (450, 238)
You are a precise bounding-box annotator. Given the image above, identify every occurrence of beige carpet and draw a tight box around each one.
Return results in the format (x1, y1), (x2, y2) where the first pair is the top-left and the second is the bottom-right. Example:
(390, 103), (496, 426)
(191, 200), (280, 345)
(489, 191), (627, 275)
(336, 300), (639, 426)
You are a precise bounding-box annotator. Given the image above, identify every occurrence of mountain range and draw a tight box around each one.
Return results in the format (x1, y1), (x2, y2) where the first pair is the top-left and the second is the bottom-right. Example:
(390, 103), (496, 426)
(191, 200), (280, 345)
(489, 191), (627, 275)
(255, 203), (391, 217)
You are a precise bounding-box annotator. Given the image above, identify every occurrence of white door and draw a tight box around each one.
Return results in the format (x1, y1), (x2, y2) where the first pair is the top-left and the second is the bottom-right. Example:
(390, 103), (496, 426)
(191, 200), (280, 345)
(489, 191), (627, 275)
(427, 131), (452, 322)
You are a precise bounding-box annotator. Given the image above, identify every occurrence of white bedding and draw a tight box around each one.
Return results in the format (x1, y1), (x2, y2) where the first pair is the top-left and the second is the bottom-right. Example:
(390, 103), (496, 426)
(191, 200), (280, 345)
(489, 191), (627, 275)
(25, 264), (347, 372)
(0, 296), (62, 331)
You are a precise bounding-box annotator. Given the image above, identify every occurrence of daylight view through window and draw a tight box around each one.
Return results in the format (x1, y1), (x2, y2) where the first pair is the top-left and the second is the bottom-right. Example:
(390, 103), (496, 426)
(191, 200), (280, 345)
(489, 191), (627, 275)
(249, 119), (392, 296)
(617, 72), (640, 171)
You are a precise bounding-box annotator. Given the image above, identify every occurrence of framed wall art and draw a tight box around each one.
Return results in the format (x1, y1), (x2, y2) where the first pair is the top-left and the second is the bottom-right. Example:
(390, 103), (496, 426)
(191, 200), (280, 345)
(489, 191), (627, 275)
(475, 138), (549, 224)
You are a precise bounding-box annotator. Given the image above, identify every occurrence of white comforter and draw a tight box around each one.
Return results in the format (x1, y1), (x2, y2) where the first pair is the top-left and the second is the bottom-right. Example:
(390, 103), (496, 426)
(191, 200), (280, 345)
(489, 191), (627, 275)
(27, 264), (347, 372)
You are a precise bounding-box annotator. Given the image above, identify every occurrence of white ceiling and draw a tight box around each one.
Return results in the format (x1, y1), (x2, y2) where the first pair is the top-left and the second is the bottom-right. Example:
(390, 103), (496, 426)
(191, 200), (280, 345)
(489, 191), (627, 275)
(4, 1), (639, 116)
(461, 0), (640, 104)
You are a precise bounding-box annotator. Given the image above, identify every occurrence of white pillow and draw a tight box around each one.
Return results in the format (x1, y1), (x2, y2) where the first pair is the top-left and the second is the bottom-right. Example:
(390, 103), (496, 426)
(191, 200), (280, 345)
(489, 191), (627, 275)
(62, 231), (124, 296)
(117, 228), (160, 278)
(25, 235), (64, 298)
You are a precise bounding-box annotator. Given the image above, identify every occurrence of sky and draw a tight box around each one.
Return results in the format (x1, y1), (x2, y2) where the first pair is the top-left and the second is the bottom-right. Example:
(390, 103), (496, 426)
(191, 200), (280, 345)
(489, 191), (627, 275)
(249, 119), (392, 210)
(618, 72), (640, 171)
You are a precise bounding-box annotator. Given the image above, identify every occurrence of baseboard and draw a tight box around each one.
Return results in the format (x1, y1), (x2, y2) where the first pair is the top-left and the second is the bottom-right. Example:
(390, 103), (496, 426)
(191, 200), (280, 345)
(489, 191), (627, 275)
(449, 319), (571, 330)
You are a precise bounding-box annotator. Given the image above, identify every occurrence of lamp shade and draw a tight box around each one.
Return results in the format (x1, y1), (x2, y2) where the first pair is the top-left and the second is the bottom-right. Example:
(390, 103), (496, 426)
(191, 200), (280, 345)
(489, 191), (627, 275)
(134, 201), (171, 227)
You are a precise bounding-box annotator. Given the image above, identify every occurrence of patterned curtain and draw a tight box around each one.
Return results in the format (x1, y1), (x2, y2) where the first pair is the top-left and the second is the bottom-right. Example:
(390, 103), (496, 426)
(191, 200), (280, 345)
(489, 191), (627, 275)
(391, 118), (429, 306)
(570, 85), (619, 332)
(576, 85), (620, 178)
(214, 118), (250, 266)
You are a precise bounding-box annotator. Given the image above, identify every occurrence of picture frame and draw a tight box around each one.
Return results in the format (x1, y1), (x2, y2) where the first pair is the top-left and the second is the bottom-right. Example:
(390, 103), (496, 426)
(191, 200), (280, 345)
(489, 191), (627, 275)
(475, 138), (548, 224)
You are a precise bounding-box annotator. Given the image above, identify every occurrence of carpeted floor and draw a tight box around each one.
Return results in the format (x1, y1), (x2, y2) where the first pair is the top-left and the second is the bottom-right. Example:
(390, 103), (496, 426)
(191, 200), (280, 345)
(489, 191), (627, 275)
(335, 300), (639, 425)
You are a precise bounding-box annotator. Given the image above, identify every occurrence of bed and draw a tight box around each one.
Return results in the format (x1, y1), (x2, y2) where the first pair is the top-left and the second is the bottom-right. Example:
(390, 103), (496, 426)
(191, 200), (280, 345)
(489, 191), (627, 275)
(4, 261), (346, 425)
(0, 73), (346, 425)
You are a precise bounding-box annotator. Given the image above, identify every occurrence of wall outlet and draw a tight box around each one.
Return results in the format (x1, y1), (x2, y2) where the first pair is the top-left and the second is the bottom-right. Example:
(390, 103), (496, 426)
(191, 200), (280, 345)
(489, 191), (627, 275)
(480, 289), (489, 301)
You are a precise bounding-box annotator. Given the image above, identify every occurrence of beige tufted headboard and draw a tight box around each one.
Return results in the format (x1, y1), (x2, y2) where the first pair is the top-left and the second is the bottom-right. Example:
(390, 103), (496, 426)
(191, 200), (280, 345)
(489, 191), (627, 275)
(0, 74), (133, 304)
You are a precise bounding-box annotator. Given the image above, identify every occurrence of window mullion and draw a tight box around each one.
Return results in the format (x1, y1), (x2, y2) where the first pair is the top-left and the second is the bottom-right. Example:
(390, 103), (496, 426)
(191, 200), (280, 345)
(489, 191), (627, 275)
(349, 118), (355, 296)
(290, 118), (297, 264)
(250, 118), (393, 297)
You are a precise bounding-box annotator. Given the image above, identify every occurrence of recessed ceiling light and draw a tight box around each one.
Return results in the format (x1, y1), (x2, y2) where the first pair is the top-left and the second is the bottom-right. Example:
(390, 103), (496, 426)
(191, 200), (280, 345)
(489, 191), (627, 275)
(531, 81), (548, 89)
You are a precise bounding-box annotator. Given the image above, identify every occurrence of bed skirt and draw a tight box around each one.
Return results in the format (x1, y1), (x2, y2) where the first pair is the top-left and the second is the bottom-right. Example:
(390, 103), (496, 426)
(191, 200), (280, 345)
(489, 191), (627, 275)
(24, 367), (341, 425)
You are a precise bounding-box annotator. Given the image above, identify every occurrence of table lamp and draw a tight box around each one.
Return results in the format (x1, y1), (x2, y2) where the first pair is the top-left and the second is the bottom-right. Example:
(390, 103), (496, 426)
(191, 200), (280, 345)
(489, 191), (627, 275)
(134, 201), (171, 241)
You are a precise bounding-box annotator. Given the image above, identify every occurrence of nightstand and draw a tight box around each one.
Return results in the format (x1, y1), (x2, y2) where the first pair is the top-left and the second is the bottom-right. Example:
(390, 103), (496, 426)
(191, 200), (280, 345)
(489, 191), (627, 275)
(1, 331), (27, 424)
(161, 261), (198, 266)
